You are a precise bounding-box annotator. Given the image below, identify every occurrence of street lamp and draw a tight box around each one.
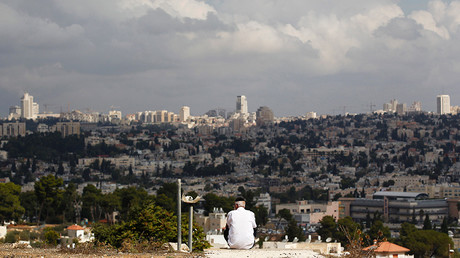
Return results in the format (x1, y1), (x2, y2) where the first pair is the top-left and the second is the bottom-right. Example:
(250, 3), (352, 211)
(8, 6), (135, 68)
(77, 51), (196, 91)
(182, 194), (201, 253)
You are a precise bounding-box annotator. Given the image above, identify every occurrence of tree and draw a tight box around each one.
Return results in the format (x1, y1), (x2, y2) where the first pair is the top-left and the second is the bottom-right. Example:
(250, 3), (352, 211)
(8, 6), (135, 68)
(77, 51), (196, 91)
(93, 202), (210, 251)
(20, 191), (38, 223)
(335, 217), (361, 246)
(317, 216), (337, 241)
(34, 175), (64, 223)
(81, 184), (102, 222)
(44, 227), (60, 246)
(114, 187), (150, 221)
(440, 217), (448, 234)
(251, 205), (268, 226)
(277, 208), (293, 222)
(203, 193), (234, 215)
(367, 219), (390, 242)
(285, 218), (306, 242)
(423, 214), (432, 230)
(401, 230), (454, 258)
(61, 183), (80, 223)
(99, 193), (120, 224)
(0, 182), (25, 222)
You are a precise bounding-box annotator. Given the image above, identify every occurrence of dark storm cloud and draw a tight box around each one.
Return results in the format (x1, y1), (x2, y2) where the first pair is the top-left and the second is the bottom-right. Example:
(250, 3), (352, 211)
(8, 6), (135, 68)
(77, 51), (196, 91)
(1, 0), (460, 117)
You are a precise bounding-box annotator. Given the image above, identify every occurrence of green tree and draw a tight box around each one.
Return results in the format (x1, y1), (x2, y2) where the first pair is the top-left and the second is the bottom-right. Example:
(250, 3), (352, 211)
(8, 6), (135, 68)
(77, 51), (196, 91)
(114, 187), (150, 221)
(402, 230), (454, 258)
(440, 217), (448, 234)
(81, 184), (102, 222)
(99, 193), (120, 224)
(20, 191), (38, 223)
(44, 227), (60, 246)
(367, 220), (390, 241)
(61, 183), (80, 223)
(34, 175), (63, 223)
(317, 216), (337, 241)
(285, 218), (306, 242)
(93, 202), (210, 251)
(0, 182), (25, 222)
(335, 216), (361, 246)
(423, 214), (432, 230)
(203, 193), (234, 215)
(251, 205), (268, 226)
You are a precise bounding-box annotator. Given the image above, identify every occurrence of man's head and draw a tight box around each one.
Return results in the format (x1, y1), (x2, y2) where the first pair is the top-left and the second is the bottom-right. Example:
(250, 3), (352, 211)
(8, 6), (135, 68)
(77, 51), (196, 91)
(234, 196), (246, 209)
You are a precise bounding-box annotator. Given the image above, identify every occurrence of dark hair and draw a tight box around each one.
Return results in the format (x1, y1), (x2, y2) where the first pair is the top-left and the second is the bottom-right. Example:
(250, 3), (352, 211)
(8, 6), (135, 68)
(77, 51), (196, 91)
(235, 196), (246, 202)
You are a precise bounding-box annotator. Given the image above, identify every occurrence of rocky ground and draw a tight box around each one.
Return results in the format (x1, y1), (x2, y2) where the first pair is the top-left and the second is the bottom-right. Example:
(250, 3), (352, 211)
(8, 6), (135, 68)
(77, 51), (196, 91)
(0, 244), (198, 257)
(204, 249), (324, 258)
(0, 244), (326, 257)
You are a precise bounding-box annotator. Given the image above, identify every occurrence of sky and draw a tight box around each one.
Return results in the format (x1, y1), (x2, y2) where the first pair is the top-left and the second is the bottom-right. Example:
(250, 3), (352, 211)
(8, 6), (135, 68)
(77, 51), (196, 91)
(1, 0), (459, 117)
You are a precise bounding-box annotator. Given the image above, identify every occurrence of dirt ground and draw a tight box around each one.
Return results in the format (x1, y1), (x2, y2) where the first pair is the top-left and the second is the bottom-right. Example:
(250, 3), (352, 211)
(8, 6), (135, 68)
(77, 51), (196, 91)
(0, 244), (201, 258)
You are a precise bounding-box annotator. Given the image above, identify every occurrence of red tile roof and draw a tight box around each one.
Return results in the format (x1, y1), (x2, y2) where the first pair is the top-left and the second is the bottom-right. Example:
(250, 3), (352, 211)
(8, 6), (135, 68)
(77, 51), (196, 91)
(363, 242), (410, 253)
(67, 225), (84, 231)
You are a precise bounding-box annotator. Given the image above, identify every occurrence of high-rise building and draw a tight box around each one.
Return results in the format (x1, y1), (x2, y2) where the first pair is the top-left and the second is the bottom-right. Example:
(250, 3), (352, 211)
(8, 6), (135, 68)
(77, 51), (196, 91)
(236, 95), (248, 114)
(408, 101), (422, 113)
(256, 106), (274, 126)
(8, 106), (21, 120)
(155, 110), (168, 123)
(21, 92), (33, 119)
(396, 103), (406, 115)
(437, 95), (451, 115)
(20, 92), (39, 119)
(180, 106), (190, 122)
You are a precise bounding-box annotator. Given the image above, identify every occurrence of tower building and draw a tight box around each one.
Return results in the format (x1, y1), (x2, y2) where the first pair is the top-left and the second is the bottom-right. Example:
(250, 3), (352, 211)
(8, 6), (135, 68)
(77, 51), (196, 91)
(180, 106), (190, 122)
(21, 92), (39, 119)
(437, 95), (451, 115)
(256, 106), (274, 126)
(236, 95), (248, 114)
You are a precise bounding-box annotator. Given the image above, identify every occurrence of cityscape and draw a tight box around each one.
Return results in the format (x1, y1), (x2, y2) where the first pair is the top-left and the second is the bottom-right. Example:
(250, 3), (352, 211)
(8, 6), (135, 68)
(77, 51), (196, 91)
(2, 0), (460, 257)
(1, 91), (460, 256)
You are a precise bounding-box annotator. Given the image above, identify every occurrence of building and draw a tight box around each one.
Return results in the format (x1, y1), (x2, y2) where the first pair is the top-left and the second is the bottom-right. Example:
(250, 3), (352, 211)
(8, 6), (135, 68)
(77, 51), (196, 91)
(8, 106), (21, 120)
(108, 110), (122, 122)
(156, 110), (168, 123)
(20, 92), (39, 120)
(0, 122), (26, 137)
(256, 106), (274, 126)
(339, 192), (448, 224)
(180, 106), (190, 122)
(236, 95), (248, 114)
(396, 103), (406, 115)
(55, 122), (81, 137)
(363, 242), (413, 258)
(306, 112), (317, 119)
(437, 95), (450, 115)
(61, 225), (93, 244)
(255, 193), (272, 214)
(195, 208), (227, 234)
(408, 101), (422, 113)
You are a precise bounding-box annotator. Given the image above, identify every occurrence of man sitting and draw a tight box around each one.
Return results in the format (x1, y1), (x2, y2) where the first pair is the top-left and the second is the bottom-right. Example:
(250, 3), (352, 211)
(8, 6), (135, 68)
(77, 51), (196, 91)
(224, 197), (257, 249)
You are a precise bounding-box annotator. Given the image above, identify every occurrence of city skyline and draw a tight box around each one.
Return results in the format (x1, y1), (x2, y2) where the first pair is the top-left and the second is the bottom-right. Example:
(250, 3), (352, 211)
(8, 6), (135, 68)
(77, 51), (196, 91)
(1, 1), (460, 117)
(3, 91), (459, 119)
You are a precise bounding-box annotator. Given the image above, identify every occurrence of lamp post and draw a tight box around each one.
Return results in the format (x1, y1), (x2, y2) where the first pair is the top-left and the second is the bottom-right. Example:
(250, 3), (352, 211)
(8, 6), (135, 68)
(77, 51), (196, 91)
(182, 194), (201, 253)
(177, 179), (181, 251)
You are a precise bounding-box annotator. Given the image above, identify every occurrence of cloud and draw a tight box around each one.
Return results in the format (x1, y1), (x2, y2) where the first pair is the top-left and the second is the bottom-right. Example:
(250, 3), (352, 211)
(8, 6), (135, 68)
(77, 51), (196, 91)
(1, 0), (460, 117)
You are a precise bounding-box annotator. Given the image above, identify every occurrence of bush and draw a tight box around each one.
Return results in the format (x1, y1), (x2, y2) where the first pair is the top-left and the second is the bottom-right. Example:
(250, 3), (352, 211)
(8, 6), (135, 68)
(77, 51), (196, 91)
(44, 228), (60, 246)
(93, 202), (210, 252)
(4, 230), (20, 243)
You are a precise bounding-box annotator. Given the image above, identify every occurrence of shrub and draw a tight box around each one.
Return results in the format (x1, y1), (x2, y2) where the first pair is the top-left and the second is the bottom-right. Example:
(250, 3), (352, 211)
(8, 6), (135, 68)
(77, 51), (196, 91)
(93, 202), (210, 251)
(44, 228), (60, 246)
(4, 230), (20, 243)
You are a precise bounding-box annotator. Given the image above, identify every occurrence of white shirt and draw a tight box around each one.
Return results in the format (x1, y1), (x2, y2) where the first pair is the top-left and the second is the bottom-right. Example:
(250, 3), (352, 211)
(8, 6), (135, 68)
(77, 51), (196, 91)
(226, 207), (257, 249)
